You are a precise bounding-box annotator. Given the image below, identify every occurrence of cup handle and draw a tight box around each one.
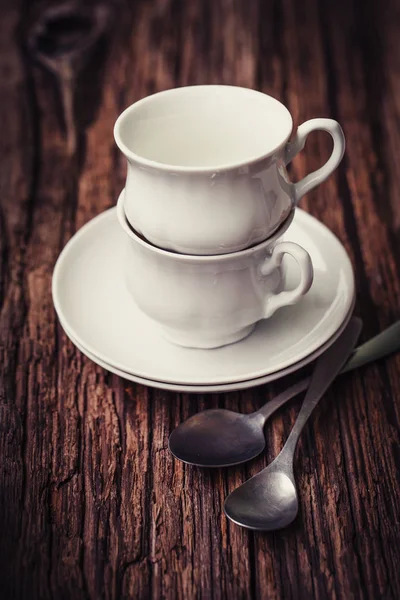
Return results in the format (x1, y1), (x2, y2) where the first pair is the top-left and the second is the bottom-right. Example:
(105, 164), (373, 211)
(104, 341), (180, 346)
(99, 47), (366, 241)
(259, 241), (314, 319)
(284, 118), (345, 204)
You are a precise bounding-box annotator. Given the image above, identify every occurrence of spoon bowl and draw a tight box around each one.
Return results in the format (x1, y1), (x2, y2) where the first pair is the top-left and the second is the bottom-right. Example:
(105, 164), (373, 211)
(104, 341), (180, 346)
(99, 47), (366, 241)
(169, 409), (266, 467)
(224, 469), (298, 531)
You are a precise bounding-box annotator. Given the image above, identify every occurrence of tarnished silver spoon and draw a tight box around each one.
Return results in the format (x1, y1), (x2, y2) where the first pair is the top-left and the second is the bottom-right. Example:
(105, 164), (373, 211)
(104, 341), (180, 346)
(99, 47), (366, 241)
(223, 317), (362, 531)
(169, 319), (400, 467)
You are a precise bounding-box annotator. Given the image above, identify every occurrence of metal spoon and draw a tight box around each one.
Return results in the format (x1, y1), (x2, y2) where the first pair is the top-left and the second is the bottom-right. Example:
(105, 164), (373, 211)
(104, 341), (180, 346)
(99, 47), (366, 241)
(223, 317), (362, 531)
(169, 319), (400, 467)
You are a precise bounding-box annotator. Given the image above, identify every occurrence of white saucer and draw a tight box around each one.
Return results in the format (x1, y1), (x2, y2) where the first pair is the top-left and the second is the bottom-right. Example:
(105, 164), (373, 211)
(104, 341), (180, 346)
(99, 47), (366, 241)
(58, 300), (354, 392)
(52, 207), (355, 386)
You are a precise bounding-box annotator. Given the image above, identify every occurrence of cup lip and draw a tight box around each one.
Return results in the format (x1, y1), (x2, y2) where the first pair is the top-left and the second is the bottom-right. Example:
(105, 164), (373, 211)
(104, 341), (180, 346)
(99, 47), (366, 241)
(113, 85), (293, 174)
(117, 190), (295, 263)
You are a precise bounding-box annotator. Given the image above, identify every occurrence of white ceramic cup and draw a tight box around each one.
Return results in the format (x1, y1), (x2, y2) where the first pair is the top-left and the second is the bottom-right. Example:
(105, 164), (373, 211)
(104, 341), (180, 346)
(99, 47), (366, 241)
(117, 191), (314, 349)
(114, 85), (345, 255)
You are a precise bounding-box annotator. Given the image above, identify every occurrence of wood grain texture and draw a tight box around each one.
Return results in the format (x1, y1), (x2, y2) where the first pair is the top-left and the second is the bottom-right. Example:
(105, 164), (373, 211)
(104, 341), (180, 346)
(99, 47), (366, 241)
(0, 0), (399, 598)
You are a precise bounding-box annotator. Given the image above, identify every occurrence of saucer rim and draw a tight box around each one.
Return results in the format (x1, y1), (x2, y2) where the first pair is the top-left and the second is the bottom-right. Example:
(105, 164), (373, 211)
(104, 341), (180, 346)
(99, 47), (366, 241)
(58, 299), (355, 393)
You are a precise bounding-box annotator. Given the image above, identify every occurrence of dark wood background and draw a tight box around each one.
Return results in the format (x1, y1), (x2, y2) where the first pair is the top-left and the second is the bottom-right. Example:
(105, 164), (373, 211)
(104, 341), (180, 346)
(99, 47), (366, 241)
(1, 0), (400, 598)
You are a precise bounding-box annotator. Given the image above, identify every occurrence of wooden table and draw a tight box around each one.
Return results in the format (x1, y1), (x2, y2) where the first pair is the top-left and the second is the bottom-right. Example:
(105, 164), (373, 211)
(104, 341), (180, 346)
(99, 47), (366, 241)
(1, 0), (399, 598)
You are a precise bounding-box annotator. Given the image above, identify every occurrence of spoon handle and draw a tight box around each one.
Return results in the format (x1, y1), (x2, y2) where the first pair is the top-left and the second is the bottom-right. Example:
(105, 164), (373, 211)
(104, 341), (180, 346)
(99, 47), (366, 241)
(256, 318), (400, 420)
(278, 318), (362, 462)
(342, 319), (400, 373)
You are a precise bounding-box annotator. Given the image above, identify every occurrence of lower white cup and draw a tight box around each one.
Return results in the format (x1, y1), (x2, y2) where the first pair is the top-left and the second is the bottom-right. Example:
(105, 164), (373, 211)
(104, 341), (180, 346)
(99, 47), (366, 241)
(117, 191), (314, 349)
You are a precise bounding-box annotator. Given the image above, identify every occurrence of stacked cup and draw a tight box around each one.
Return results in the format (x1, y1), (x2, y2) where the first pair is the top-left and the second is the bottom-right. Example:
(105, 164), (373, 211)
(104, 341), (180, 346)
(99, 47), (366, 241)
(114, 86), (345, 349)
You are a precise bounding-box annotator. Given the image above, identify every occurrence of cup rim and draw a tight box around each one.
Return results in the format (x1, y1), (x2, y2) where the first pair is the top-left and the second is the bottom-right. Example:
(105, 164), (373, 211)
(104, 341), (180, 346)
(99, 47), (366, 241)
(117, 190), (295, 263)
(113, 85), (293, 174)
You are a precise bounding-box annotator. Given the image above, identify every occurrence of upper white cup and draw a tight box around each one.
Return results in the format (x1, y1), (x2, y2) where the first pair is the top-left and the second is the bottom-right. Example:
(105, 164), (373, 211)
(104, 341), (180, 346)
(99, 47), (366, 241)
(117, 191), (313, 349)
(114, 85), (345, 255)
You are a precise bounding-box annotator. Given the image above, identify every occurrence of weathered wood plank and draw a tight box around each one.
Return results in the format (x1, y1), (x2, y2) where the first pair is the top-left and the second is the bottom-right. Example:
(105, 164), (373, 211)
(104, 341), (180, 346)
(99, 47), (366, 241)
(0, 1), (41, 597)
(0, 0), (399, 598)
